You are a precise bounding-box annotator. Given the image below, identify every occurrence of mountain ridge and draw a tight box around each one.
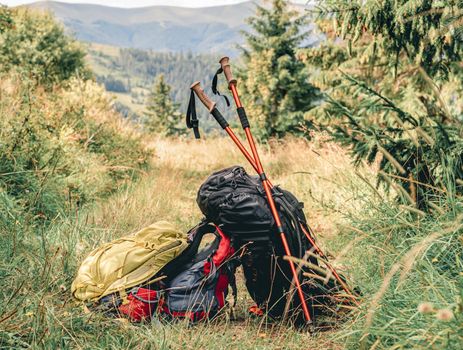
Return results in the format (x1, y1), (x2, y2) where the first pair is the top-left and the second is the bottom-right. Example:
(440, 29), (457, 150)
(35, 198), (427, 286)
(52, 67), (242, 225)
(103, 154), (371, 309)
(25, 1), (308, 55)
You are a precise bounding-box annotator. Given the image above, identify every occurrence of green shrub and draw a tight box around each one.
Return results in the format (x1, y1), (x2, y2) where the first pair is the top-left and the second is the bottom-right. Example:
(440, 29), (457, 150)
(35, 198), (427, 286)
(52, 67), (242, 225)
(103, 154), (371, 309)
(303, 0), (463, 209)
(0, 7), (90, 86)
(0, 74), (150, 223)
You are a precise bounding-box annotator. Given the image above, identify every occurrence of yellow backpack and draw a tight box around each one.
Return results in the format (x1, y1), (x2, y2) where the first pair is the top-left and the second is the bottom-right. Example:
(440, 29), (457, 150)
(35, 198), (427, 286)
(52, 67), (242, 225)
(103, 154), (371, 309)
(71, 221), (188, 302)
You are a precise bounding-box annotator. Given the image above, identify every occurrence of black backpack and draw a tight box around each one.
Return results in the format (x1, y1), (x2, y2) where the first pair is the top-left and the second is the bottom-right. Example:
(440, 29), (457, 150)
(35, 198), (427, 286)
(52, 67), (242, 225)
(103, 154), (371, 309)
(197, 166), (343, 321)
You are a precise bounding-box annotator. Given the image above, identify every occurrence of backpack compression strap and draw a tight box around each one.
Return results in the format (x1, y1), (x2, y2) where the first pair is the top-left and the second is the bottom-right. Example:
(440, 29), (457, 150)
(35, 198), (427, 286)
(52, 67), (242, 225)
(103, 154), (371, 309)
(186, 89), (200, 139)
(211, 68), (230, 107)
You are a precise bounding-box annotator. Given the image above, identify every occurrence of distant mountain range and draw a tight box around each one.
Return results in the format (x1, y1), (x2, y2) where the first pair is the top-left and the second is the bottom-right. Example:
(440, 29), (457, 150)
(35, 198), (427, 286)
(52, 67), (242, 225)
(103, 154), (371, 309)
(26, 1), (311, 55)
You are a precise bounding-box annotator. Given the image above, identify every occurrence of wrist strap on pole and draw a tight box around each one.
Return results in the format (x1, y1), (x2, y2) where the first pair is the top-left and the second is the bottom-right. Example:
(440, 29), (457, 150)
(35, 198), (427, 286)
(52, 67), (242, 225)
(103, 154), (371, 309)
(212, 68), (230, 107)
(186, 90), (200, 139)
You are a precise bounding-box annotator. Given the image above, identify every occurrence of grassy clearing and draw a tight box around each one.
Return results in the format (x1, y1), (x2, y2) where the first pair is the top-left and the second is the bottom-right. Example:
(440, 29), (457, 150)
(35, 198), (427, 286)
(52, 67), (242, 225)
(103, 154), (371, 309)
(1, 135), (369, 349)
(2, 132), (462, 349)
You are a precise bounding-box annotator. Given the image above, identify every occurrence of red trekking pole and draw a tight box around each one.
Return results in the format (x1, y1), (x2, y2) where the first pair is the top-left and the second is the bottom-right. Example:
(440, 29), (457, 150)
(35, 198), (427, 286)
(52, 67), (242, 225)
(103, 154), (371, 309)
(190, 81), (313, 324)
(218, 57), (358, 304)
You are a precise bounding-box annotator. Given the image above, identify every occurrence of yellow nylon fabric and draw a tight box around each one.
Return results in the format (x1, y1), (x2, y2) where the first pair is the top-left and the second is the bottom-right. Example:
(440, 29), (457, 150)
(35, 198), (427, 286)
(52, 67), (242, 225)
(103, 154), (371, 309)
(71, 221), (188, 302)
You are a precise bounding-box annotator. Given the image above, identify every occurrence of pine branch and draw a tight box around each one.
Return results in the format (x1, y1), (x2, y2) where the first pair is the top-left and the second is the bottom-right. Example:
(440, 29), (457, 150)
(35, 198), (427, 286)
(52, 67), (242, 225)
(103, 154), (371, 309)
(339, 70), (419, 126)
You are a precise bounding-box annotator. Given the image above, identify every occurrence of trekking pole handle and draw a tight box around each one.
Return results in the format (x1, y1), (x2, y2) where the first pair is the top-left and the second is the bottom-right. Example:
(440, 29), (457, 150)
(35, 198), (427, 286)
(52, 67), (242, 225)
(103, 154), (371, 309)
(190, 81), (229, 129)
(190, 81), (216, 112)
(220, 56), (248, 129)
(219, 56), (237, 86)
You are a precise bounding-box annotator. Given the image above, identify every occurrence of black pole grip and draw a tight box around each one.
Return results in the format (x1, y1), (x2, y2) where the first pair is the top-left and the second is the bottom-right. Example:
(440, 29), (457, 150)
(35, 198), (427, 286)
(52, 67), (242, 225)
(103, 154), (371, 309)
(237, 107), (250, 129)
(211, 108), (229, 129)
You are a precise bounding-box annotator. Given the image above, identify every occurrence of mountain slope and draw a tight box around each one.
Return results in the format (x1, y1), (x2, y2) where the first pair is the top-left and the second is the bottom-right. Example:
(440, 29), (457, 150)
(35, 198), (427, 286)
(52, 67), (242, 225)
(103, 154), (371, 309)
(26, 1), (261, 54)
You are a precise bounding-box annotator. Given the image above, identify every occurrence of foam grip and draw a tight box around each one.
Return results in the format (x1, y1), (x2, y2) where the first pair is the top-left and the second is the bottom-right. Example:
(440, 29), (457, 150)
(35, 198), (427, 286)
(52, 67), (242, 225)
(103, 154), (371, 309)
(237, 107), (250, 129)
(219, 56), (237, 85)
(211, 108), (229, 129)
(190, 81), (216, 112)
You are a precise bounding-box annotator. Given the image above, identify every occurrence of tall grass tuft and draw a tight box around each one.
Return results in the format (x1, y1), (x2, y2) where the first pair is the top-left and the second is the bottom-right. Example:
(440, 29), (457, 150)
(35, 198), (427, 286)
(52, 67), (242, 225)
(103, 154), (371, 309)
(332, 192), (463, 349)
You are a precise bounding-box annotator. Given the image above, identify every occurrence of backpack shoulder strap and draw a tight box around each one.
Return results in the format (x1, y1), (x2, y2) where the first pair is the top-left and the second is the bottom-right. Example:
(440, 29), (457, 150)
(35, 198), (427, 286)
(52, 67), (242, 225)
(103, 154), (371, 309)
(157, 220), (216, 278)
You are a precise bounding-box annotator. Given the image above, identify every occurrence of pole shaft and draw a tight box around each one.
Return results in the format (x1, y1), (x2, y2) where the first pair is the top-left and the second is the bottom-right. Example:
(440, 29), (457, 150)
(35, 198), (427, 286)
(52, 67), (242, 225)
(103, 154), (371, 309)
(229, 83), (312, 323)
(227, 82), (357, 304)
(224, 127), (258, 173)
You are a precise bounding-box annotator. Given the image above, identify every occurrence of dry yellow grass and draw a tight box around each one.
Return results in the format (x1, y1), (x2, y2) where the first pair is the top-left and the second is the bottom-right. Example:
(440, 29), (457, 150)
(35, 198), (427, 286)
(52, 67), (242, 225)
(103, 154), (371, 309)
(94, 134), (375, 239)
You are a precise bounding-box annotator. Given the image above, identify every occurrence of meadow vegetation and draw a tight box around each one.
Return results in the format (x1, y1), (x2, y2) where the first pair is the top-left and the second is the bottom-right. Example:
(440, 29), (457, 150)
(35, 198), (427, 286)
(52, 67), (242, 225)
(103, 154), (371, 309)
(0, 129), (364, 349)
(1, 2), (462, 350)
(301, 2), (463, 347)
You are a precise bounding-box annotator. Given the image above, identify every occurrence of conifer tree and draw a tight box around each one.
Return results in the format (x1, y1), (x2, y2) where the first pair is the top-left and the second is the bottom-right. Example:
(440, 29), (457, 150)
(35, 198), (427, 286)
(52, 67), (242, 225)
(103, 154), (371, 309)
(238, 0), (319, 140)
(304, 0), (463, 208)
(145, 74), (186, 136)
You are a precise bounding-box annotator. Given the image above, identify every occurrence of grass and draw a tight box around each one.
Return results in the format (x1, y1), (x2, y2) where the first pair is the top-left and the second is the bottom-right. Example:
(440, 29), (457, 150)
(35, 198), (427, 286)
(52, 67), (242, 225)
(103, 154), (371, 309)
(0, 134), (370, 349)
(1, 132), (461, 349)
(334, 207), (463, 349)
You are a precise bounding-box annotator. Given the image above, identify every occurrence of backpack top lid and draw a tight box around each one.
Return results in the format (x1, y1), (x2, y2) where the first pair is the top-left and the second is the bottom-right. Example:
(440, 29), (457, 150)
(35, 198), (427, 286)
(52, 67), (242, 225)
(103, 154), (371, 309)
(71, 221), (188, 302)
(197, 166), (263, 222)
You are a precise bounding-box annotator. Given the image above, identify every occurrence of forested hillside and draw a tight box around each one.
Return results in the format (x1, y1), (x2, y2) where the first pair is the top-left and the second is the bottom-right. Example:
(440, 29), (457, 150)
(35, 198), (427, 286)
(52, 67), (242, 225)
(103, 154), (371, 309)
(27, 0), (255, 54)
(25, 1), (317, 127)
(87, 43), (234, 128)
(88, 44), (212, 111)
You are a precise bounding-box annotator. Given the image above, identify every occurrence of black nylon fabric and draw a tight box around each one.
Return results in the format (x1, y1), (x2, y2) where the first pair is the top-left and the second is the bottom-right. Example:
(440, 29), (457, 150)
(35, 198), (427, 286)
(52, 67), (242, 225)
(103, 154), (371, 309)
(196, 166), (306, 254)
(163, 226), (238, 320)
(165, 258), (220, 314)
(197, 166), (341, 321)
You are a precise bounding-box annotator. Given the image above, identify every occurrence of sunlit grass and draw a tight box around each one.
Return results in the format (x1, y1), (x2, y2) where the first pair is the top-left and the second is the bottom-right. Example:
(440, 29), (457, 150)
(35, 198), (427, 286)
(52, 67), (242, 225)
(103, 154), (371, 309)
(1, 134), (461, 349)
(1, 134), (366, 349)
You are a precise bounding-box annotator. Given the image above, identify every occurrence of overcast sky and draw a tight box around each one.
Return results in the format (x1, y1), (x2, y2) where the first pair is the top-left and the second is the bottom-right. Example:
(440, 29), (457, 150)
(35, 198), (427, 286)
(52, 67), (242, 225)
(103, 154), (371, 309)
(1, 0), (308, 8)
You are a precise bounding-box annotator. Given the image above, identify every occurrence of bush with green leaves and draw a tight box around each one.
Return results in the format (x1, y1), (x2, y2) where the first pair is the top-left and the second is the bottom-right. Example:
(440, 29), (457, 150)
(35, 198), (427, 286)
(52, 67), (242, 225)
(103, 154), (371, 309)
(0, 73), (150, 224)
(0, 7), (90, 86)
